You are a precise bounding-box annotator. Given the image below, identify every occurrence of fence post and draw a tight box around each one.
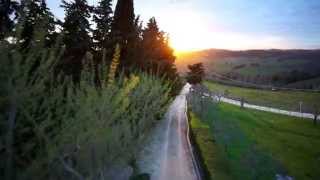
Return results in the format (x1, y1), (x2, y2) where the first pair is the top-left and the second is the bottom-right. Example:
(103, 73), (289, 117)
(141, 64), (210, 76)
(240, 97), (244, 109)
(299, 101), (303, 119)
(313, 105), (319, 126)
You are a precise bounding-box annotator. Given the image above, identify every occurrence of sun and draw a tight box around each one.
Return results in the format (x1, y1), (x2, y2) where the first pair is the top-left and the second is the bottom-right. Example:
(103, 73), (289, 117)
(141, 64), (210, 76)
(159, 10), (261, 53)
(169, 24), (213, 53)
(160, 11), (214, 53)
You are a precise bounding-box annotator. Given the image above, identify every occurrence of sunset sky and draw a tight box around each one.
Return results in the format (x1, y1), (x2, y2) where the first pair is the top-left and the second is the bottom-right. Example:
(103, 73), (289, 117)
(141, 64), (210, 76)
(48, 0), (320, 51)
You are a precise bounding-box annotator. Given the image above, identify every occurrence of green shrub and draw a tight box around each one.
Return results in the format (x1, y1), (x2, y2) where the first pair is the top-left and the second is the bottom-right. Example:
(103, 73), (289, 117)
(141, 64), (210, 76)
(0, 40), (171, 179)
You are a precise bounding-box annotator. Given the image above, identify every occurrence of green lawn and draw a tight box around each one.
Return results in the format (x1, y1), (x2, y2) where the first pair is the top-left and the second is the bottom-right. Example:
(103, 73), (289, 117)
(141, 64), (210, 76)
(204, 81), (320, 112)
(189, 112), (232, 180)
(190, 102), (320, 180)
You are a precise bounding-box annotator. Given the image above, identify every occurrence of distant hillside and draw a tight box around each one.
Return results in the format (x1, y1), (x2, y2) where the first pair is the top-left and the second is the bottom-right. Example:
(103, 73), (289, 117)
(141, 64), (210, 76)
(176, 49), (320, 89)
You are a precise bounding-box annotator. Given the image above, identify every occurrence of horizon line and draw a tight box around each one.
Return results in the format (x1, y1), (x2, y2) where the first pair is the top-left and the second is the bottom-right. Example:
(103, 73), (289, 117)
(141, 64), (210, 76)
(175, 47), (320, 53)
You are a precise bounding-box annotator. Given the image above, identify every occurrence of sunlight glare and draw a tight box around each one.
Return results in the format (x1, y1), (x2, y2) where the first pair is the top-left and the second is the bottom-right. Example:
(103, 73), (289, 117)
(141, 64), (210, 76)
(158, 9), (290, 53)
(162, 11), (213, 52)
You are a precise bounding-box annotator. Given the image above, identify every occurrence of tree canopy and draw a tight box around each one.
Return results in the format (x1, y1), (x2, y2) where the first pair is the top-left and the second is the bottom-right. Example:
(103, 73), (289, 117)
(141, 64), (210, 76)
(0, 0), (180, 86)
(60, 0), (92, 81)
(187, 63), (205, 84)
(92, 0), (113, 51)
(0, 0), (19, 40)
(0, 0), (182, 178)
(18, 0), (56, 50)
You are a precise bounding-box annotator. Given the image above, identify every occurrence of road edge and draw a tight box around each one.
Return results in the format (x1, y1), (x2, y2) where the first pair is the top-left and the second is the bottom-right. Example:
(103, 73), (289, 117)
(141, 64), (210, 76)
(185, 97), (205, 180)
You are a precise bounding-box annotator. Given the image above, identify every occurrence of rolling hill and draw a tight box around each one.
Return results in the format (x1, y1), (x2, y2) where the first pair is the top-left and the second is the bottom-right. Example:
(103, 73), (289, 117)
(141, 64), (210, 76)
(176, 49), (320, 89)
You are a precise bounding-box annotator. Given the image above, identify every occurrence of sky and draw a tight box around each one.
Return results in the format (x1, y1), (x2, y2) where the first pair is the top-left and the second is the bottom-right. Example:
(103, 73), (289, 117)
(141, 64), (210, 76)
(48, 0), (320, 51)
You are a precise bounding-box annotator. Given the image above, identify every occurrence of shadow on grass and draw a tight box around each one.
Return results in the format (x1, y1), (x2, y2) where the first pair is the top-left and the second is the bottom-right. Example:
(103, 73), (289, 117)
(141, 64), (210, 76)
(191, 99), (289, 180)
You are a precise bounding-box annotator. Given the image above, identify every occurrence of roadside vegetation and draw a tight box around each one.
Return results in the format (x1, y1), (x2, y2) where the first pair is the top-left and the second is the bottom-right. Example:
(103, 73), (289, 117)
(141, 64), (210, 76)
(188, 90), (320, 180)
(0, 0), (180, 179)
(189, 111), (232, 180)
(204, 81), (320, 113)
(186, 63), (205, 84)
(0, 38), (172, 179)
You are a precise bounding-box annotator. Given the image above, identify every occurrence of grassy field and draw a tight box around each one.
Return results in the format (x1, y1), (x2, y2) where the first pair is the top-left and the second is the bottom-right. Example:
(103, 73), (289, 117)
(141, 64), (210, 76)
(189, 102), (320, 180)
(208, 57), (318, 77)
(177, 49), (320, 87)
(189, 111), (233, 180)
(177, 49), (320, 70)
(204, 81), (320, 112)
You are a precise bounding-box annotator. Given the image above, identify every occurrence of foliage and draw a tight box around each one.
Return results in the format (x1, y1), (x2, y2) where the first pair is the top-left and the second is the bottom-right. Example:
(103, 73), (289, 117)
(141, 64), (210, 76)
(60, 0), (92, 81)
(92, 0), (113, 51)
(110, 0), (135, 70)
(18, 0), (57, 50)
(107, 44), (121, 85)
(111, 0), (135, 44)
(0, 40), (172, 179)
(0, 1), (181, 178)
(0, 0), (20, 39)
(141, 18), (176, 75)
(56, 0), (180, 89)
(0, 38), (64, 179)
(140, 17), (182, 94)
(187, 63), (205, 84)
(189, 111), (232, 180)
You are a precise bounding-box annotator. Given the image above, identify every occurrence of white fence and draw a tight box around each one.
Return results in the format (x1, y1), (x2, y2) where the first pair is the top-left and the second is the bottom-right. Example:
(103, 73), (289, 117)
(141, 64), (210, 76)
(208, 95), (319, 120)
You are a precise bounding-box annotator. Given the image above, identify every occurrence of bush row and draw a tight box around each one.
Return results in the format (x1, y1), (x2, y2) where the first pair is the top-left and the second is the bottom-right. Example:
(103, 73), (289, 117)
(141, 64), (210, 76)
(0, 41), (171, 179)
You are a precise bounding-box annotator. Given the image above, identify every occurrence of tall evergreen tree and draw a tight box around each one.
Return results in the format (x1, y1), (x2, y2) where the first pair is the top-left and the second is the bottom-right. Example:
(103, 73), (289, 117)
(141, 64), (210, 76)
(92, 0), (113, 51)
(19, 0), (56, 50)
(91, 0), (113, 86)
(111, 0), (135, 70)
(38, 0), (58, 47)
(142, 17), (161, 63)
(126, 15), (143, 69)
(0, 0), (20, 40)
(141, 17), (181, 94)
(61, 0), (92, 81)
(111, 0), (134, 43)
(142, 17), (177, 78)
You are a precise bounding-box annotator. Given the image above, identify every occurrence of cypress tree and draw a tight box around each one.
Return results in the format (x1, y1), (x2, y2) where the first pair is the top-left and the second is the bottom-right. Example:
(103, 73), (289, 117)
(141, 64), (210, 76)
(61, 0), (92, 81)
(111, 0), (134, 44)
(129, 15), (143, 69)
(0, 0), (20, 40)
(111, 0), (135, 70)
